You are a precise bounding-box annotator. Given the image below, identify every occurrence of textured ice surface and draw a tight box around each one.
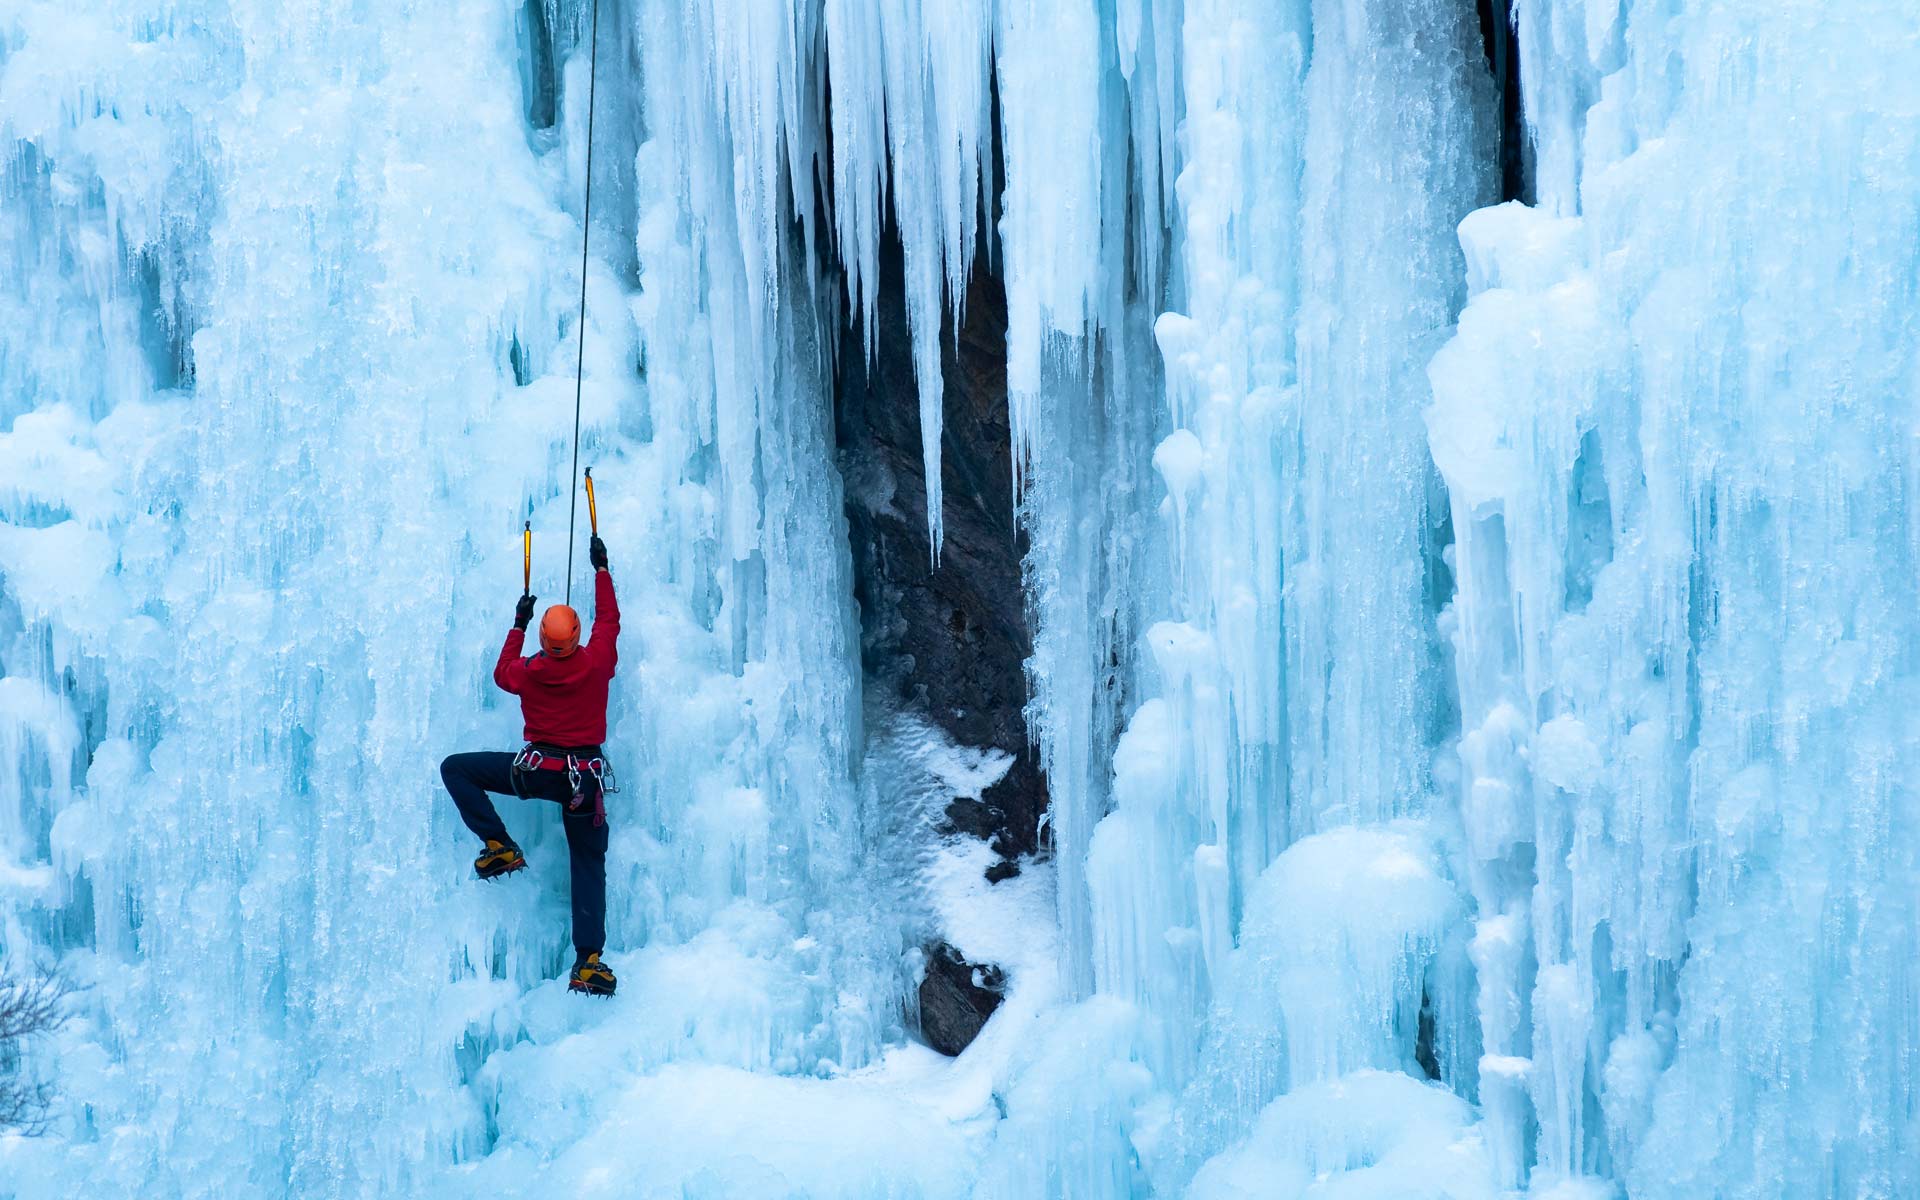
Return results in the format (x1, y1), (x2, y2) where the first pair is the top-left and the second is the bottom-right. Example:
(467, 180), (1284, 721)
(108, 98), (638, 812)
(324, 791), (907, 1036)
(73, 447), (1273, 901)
(1426, 5), (1920, 1195)
(3, 0), (1917, 1197)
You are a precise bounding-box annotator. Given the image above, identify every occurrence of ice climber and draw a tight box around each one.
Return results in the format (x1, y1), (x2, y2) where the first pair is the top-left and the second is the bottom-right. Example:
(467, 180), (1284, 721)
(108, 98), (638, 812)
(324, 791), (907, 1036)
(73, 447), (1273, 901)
(440, 533), (620, 997)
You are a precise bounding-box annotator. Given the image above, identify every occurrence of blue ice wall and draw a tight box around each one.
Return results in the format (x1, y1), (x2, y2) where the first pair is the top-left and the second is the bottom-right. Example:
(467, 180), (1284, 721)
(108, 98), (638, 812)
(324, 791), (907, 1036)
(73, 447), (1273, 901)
(2, 1), (1915, 1197)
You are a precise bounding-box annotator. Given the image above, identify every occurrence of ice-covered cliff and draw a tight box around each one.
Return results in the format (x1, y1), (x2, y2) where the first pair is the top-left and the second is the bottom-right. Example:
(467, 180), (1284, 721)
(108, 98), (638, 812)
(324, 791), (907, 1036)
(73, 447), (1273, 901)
(1, 1), (1915, 1196)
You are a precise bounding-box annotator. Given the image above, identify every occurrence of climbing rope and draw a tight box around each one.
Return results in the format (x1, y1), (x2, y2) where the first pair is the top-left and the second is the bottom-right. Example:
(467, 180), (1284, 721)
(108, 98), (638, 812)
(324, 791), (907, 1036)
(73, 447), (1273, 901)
(565, 0), (602, 605)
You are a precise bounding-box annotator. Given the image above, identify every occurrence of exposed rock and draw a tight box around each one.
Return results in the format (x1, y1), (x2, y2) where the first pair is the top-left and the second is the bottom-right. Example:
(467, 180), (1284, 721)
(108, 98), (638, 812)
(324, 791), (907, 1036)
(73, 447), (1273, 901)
(983, 858), (1021, 885)
(1475, 0), (1532, 203)
(917, 942), (1006, 1058)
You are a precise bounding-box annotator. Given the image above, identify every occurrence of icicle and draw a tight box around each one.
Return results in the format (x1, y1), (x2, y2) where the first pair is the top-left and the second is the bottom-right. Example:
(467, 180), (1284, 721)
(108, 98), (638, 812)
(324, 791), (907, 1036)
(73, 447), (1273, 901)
(996, 0), (1106, 480)
(818, 0), (996, 556)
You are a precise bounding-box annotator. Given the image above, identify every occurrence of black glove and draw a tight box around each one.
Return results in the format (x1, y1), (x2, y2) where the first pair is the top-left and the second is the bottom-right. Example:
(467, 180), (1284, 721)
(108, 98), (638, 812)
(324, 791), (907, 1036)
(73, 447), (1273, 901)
(515, 594), (536, 630)
(589, 535), (609, 572)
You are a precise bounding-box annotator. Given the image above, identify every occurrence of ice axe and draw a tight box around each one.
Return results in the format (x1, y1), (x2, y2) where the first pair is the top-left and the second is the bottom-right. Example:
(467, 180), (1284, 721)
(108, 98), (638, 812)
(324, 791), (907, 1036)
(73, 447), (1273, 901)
(522, 520), (533, 597)
(565, 469), (601, 604)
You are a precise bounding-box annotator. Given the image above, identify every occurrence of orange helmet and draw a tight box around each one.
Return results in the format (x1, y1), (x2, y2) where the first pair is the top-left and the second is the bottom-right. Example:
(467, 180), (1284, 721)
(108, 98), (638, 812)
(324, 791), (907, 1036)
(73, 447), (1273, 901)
(539, 605), (581, 657)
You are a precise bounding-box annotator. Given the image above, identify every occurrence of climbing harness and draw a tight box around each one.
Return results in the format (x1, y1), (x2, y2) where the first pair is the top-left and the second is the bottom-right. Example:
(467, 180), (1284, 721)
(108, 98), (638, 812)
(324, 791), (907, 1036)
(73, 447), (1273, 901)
(563, 0), (602, 606)
(511, 742), (618, 828)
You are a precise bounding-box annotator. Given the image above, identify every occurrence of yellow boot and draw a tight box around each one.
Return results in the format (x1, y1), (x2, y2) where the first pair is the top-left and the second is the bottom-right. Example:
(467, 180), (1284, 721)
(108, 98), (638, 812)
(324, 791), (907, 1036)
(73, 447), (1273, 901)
(569, 952), (616, 996)
(474, 840), (526, 880)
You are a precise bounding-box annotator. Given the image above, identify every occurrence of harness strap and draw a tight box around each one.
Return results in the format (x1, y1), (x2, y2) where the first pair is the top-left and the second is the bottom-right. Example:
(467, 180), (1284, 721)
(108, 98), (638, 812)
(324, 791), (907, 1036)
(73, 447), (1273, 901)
(513, 752), (606, 774)
(511, 743), (611, 827)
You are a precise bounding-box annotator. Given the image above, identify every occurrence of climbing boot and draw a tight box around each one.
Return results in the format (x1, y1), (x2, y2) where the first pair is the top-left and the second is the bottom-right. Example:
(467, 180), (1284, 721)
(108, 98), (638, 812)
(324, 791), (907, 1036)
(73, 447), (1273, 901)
(475, 840), (526, 880)
(569, 952), (616, 997)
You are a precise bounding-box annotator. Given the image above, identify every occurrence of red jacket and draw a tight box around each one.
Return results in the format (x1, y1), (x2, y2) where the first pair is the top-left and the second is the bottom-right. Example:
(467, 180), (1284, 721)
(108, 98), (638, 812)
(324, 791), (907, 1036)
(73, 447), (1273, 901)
(494, 569), (620, 746)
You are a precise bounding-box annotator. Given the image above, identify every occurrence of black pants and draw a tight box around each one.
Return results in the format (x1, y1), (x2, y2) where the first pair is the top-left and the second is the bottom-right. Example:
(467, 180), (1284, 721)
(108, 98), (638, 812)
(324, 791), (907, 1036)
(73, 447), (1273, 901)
(440, 751), (607, 957)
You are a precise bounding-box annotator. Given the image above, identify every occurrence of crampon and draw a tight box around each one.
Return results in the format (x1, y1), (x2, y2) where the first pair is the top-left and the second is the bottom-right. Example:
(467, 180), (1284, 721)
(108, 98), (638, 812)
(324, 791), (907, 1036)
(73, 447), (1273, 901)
(569, 952), (616, 997)
(475, 840), (526, 880)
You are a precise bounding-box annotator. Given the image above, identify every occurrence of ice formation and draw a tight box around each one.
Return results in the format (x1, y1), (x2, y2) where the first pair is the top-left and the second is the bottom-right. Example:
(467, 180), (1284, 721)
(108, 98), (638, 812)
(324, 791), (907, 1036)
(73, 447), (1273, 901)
(2, 0), (1916, 1196)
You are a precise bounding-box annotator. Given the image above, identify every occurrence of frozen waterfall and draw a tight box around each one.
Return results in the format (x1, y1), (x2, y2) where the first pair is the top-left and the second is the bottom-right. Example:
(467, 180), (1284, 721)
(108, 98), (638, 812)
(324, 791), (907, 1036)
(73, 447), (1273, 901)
(1, 0), (1916, 1196)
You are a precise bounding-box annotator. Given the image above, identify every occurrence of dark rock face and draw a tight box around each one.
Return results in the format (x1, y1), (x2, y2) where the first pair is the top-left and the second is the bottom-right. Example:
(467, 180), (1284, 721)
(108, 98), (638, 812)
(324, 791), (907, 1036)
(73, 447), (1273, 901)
(918, 942), (1007, 1058)
(1476, 0), (1532, 203)
(515, 0), (556, 131)
(836, 226), (1035, 1056)
(835, 230), (1048, 867)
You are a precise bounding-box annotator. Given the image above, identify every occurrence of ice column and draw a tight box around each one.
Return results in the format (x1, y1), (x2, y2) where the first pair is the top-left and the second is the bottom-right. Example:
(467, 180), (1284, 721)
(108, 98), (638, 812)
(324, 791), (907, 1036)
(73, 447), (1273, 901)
(1001, 0), (1176, 998)
(1429, 0), (1920, 1193)
(1289, 0), (1495, 831)
(1095, 0), (1494, 1100)
(619, 0), (895, 1072)
(1089, 0), (1311, 1084)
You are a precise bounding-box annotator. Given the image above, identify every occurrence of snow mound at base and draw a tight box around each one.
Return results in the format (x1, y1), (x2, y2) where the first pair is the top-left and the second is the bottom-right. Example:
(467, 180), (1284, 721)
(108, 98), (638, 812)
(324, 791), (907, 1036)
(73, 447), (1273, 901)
(1223, 823), (1464, 1088)
(1190, 1069), (1495, 1200)
(474, 1055), (978, 1200)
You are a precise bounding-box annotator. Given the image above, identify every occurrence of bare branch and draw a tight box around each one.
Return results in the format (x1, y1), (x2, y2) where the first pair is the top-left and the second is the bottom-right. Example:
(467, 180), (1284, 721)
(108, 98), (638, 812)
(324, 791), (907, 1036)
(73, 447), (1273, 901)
(0, 975), (70, 1044)
(0, 971), (74, 1136)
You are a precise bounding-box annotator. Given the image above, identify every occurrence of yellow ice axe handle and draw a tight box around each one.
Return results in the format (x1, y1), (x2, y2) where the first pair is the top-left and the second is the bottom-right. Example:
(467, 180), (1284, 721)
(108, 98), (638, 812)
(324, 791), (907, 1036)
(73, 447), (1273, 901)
(585, 468), (599, 535)
(522, 522), (532, 594)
